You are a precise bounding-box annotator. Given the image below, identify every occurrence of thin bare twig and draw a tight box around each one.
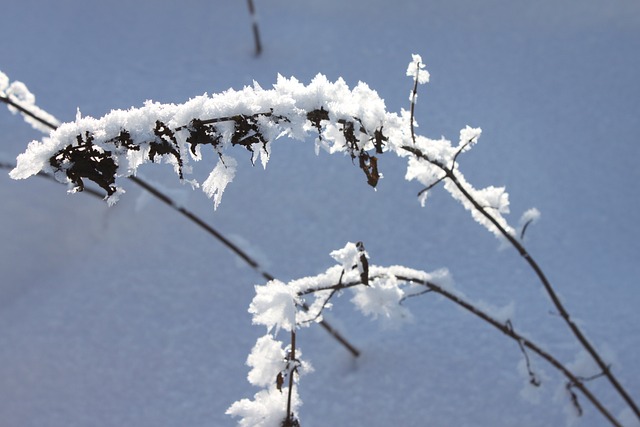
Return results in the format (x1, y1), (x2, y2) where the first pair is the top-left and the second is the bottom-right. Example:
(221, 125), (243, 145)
(297, 270), (623, 426)
(246, 0), (262, 56)
(395, 274), (624, 427)
(400, 143), (639, 421)
(283, 330), (299, 427)
(400, 71), (637, 416)
(409, 62), (420, 144)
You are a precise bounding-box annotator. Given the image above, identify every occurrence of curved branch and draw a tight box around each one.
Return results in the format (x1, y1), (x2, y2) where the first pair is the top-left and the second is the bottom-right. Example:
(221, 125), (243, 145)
(2, 91), (361, 359)
(400, 144), (639, 420)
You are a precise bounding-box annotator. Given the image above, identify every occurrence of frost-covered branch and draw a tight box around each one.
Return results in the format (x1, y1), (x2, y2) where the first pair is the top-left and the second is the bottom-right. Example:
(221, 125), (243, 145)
(402, 59), (640, 422)
(1, 70), (361, 359)
(232, 242), (623, 427)
(0, 71), (60, 132)
(7, 55), (638, 424)
(10, 75), (401, 208)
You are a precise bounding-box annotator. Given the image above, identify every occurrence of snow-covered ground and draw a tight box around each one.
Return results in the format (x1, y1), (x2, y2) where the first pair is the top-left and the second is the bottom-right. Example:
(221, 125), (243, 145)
(1, 1), (639, 426)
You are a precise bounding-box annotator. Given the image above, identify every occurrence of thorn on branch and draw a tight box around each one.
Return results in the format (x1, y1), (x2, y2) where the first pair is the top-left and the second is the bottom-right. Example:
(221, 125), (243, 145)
(520, 218), (534, 240)
(417, 175), (446, 198)
(450, 137), (475, 170)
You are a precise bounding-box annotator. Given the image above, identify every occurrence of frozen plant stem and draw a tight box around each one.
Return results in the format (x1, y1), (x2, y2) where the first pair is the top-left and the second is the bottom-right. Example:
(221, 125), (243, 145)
(284, 330), (298, 427)
(402, 77), (639, 421)
(289, 253), (622, 427)
(0, 94), (57, 130)
(409, 62), (420, 143)
(400, 275), (624, 427)
(0, 93), (360, 359)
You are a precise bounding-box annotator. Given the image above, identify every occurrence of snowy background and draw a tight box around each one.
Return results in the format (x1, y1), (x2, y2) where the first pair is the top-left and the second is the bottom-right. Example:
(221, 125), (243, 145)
(1, 0), (639, 426)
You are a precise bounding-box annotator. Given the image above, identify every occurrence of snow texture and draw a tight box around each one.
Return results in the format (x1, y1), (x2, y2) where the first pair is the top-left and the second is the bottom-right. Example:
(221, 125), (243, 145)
(2, 2), (639, 426)
(10, 60), (519, 239)
(0, 71), (60, 133)
(250, 280), (299, 334)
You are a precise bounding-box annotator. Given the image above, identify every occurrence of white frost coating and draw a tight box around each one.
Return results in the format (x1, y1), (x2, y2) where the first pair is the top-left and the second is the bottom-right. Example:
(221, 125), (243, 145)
(0, 72), (60, 133)
(203, 156), (237, 209)
(6, 81), (35, 106)
(250, 280), (299, 333)
(406, 54), (430, 84)
(350, 274), (412, 323)
(329, 241), (364, 271)
(230, 334), (313, 427)
(234, 243), (459, 426)
(0, 71), (9, 94)
(519, 207), (541, 226)
(11, 55), (519, 241)
(458, 125), (482, 151)
(246, 335), (287, 388)
(227, 387), (301, 427)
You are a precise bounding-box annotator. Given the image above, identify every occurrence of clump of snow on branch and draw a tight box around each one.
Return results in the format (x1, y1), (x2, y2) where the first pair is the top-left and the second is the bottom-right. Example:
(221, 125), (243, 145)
(519, 208), (541, 227)
(230, 242), (456, 425)
(10, 55), (519, 239)
(0, 70), (61, 133)
(519, 207), (541, 238)
(406, 54), (430, 85)
(245, 335), (288, 388)
(227, 386), (301, 427)
(249, 280), (300, 334)
(350, 274), (412, 323)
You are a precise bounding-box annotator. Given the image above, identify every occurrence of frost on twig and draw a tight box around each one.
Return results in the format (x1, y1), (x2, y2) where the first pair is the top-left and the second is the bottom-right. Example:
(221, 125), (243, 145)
(0, 70), (60, 133)
(229, 242), (449, 426)
(10, 59), (523, 241)
(231, 240), (621, 426)
(10, 75), (397, 207)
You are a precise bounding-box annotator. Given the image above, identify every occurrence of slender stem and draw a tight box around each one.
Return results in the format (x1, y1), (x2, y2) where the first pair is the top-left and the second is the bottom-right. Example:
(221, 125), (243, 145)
(246, 0), (262, 56)
(406, 276), (624, 427)
(401, 145), (640, 421)
(409, 64), (420, 144)
(299, 271), (622, 426)
(0, 94), (59, 130)
(285, 330), (297, 424)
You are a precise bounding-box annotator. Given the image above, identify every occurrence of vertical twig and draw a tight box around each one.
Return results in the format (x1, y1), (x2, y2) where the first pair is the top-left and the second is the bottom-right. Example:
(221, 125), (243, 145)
(284, 329), (298, 426)
(409, 62), (420, 144)
(246, 0), (262, 56)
